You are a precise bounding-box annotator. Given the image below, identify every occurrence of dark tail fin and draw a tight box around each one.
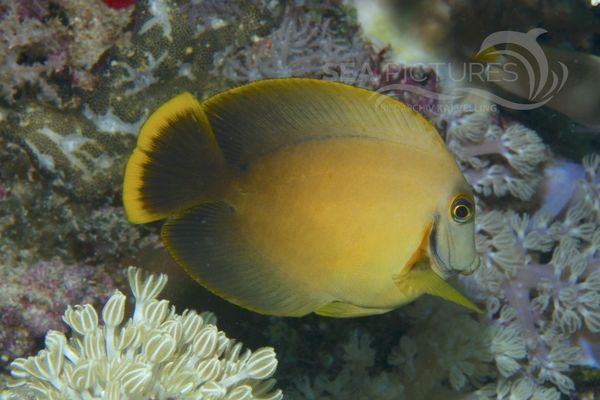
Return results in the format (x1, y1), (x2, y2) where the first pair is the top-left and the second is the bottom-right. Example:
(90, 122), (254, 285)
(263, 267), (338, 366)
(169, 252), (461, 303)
(123, 93), (228, 224)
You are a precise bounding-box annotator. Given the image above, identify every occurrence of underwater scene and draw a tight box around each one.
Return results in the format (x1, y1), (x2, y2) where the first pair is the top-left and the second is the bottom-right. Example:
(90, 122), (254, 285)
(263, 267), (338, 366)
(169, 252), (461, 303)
(0, 0), (600, 399)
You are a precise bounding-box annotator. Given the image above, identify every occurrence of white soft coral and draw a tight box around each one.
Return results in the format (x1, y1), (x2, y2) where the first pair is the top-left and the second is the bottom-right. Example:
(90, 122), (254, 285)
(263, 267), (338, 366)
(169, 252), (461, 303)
(445, 111), (548, 201)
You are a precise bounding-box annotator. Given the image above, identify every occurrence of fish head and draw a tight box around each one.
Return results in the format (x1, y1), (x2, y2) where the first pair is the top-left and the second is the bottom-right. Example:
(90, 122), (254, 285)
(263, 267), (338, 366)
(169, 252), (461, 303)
(428, 188), (479, 278)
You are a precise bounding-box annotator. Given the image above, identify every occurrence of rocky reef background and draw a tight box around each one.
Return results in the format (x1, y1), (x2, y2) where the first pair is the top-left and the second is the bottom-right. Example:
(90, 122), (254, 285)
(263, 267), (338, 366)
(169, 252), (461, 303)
(0, 0), (599, 399)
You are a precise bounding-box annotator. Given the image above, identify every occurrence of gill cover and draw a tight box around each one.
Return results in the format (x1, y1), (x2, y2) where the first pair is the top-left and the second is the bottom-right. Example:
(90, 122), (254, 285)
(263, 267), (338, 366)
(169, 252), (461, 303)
(429, 191), (479, 277)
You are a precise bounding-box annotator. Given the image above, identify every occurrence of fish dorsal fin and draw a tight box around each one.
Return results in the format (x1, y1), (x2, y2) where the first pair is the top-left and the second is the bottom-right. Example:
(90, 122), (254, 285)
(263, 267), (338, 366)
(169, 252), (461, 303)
(315, 302), (392, 318)
(161, 201), (327, 317)
(202, 78), (447, 170)
(394, 268), (482, 313)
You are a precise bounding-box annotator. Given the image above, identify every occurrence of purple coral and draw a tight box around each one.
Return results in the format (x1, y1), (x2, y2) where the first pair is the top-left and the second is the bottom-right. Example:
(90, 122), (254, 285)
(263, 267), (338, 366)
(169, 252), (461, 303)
(468, 154), (600, 396)
(539, 160), (590, 219)
(377, 63), (442, 119)
(0, 258), (120, 365)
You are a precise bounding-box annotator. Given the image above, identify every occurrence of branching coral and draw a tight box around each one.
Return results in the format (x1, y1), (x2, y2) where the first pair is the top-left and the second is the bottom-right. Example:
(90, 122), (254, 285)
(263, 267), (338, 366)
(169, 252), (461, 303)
(291, 330), (404, 400)
(4, 267), (282, 400)
(181, 0), (279, 36)
(212, 6), (373, 86)
(290, 303), (492, 400)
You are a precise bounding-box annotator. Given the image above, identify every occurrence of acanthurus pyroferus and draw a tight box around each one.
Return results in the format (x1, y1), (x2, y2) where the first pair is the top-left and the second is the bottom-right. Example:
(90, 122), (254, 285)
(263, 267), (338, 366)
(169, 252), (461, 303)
(122, 78), (480, 317)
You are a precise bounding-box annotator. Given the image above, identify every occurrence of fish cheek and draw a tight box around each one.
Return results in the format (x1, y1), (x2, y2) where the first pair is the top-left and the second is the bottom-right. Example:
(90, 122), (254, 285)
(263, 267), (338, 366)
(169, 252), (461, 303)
(444, 219), (479, 275)
(429, 211), (481, 277)
(428, 214), (455, 279)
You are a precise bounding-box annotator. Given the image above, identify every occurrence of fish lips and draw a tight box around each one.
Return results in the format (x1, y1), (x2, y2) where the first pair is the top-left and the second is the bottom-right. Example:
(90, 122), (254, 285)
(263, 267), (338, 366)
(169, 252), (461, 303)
(428, 217), (480, 278)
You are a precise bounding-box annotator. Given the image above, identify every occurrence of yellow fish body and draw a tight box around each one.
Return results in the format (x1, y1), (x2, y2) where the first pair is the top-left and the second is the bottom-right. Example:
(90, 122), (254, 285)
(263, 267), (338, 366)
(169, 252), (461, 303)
(123, 78), (480, 317)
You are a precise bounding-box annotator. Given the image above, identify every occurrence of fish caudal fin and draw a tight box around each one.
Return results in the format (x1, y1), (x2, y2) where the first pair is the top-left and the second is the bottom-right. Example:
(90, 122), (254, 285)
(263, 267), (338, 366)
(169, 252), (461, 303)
(394, 268), (482, 313)
(161, 202), (325, 317)
(123, 93), (228, 224)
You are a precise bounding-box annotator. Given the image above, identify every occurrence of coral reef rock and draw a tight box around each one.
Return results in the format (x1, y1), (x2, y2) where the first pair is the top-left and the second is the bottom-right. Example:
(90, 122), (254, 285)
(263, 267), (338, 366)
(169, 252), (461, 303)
(1, 0), (280, 199)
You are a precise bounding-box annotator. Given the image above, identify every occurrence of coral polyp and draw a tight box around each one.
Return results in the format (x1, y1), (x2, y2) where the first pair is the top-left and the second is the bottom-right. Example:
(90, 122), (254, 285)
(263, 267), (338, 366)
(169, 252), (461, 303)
(6, 267), (282, 400)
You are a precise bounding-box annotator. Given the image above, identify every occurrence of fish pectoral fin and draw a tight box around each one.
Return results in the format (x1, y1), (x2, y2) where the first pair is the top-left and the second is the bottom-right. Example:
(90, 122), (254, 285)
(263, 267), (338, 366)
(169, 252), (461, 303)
(315, 302), (392, 318)
(161, 201), (322, 317)
(393, 269), (482, 313)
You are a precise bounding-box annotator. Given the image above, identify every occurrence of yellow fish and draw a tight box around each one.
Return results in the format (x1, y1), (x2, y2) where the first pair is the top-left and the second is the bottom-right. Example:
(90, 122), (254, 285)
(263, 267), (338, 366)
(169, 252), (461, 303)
(123, 78), (480, 317)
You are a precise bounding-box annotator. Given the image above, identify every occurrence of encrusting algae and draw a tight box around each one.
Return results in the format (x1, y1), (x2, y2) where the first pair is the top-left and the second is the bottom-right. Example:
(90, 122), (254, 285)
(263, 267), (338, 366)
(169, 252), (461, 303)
(122, 77), (481, 317)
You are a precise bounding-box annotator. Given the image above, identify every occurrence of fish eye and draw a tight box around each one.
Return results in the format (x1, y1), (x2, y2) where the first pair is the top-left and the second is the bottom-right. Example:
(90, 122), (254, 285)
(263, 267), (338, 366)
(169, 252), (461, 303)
(449, 193), (474, 224)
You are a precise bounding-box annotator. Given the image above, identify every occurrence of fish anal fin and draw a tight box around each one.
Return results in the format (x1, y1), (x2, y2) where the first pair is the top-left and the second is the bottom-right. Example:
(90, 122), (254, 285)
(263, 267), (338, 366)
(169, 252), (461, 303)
(161, 202), (324, 317)
(315, 302), (392, 318)
(394, 268), (482, 313)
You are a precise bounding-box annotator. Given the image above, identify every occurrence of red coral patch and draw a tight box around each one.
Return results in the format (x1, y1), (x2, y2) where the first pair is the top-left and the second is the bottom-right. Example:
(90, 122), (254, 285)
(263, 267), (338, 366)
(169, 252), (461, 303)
(102, 0), (135, 9)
